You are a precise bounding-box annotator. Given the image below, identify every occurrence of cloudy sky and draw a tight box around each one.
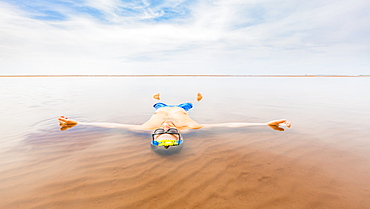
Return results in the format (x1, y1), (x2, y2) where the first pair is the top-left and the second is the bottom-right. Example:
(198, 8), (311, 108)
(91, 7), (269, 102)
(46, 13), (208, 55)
(1, 0), (369, 75)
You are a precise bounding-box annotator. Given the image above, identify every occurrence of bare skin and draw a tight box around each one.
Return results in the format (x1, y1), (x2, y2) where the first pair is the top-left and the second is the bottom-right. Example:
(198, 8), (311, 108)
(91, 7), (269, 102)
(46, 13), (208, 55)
(58, 116), (291, 132)
(142, 106), (203, 130)
(58, 93), (291, 146)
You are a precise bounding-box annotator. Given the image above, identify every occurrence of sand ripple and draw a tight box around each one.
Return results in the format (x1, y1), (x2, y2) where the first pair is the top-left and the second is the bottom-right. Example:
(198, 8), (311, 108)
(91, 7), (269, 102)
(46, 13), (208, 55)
(1, 129), (370, 209)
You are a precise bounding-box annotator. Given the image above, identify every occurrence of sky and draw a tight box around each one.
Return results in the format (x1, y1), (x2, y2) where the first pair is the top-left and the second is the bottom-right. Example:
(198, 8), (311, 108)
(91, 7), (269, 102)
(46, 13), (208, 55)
(0, 0), (369, 75)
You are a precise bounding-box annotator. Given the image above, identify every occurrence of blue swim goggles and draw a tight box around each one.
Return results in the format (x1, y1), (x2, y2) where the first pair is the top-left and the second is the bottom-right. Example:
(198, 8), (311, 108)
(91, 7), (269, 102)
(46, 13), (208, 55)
(151, 128), (183, 147)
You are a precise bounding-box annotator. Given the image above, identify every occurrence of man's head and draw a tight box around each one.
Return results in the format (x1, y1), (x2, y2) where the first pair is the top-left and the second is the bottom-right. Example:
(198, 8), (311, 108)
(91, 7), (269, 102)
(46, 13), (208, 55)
(151, 121), (183, 148)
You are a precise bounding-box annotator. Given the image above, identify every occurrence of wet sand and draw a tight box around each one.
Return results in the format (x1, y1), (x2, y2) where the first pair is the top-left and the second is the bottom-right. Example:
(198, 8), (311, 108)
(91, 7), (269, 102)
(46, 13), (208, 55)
(1, 126), (370, 208)
(1, 77), (370, 208)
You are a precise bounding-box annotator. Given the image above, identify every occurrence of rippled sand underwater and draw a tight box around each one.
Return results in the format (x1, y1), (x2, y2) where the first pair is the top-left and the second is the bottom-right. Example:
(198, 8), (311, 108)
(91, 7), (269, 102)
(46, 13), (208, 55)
(1, 77), (370, 208)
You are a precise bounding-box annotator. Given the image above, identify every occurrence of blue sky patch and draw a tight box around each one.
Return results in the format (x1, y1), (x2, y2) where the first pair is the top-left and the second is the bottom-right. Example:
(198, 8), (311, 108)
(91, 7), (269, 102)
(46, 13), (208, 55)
(4, 0), (196, 23)
(33, 10), (66, 21)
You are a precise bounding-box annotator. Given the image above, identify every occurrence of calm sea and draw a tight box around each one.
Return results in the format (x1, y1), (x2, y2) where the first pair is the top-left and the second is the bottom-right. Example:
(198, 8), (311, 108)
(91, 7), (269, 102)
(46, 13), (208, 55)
(1, 77), (370, 208)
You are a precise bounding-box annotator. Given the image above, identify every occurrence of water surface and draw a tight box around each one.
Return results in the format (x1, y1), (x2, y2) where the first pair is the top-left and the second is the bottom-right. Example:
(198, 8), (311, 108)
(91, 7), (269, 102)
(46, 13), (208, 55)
(1, 77), (370, 208)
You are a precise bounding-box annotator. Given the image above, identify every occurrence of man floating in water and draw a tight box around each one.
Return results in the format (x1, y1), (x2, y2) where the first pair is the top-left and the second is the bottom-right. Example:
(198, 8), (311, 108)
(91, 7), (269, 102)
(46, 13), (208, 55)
(58, 93), (291, 149)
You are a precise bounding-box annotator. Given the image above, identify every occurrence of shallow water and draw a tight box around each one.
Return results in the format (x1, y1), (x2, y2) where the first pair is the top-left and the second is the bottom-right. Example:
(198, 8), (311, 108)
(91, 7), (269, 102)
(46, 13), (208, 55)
(1, 77), (370, 208)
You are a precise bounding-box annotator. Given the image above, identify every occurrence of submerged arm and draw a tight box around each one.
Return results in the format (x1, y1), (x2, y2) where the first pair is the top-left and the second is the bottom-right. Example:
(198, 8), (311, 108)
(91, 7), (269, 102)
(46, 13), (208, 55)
(201, 119), (291, 131)
(58, 116), (144, 132)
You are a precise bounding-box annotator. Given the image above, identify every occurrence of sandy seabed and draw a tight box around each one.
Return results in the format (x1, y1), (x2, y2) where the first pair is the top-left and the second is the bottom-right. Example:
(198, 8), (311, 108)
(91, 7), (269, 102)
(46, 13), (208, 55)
(1, 126), (369, 209)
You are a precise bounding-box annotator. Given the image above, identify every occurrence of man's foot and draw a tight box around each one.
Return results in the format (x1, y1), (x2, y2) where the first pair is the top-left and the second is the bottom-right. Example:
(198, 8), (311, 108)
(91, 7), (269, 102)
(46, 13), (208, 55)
(153, 93), (160, 100)
(196, 92), (203, 102)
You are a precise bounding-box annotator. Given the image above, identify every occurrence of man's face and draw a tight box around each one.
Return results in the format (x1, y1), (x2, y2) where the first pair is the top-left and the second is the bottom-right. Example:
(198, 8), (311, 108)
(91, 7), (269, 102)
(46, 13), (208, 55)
(152, 123), (182, 148)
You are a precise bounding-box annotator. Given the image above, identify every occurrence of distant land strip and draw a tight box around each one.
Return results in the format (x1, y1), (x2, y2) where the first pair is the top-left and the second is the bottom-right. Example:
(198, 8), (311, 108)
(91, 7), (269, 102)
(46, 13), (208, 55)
(0, 75), (369, 77)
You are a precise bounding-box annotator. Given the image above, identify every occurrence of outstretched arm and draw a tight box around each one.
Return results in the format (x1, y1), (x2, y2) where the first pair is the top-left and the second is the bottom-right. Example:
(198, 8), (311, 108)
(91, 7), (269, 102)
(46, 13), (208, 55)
(58, 116), (145, 132)
(201, 119), (291, 131)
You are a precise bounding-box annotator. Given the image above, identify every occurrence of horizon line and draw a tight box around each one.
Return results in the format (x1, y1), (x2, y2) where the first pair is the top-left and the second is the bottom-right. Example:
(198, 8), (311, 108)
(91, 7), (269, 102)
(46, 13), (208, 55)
(0, 75), (369, 78)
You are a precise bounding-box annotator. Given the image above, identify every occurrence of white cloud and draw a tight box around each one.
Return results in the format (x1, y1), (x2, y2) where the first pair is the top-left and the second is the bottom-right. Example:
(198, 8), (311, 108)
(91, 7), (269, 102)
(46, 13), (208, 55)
(0, 0), (369, 75)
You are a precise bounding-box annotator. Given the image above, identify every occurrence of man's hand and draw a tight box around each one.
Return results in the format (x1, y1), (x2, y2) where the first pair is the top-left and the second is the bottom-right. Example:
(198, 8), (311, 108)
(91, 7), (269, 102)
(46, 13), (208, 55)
(267, 119), (292, 131)
(58, 116), (78, 131)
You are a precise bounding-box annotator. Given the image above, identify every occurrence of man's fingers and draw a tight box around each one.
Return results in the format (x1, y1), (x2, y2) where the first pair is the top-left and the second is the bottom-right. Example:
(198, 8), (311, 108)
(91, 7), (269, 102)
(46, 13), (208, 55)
(267, 119), (292, 131)
(276, 119), (286, 124)
(286, 121), (292, 128)
(267, 119), (285, 126)
(268, 125), (285, 131)
(60, 124), (77, 131)
(60, 126), (69, 131)
(58, 117), (67, 122)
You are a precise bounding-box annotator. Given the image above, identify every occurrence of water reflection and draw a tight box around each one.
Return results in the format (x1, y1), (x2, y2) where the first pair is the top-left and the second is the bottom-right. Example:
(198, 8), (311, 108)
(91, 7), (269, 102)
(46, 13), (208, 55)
(150, 143), (184, 155)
